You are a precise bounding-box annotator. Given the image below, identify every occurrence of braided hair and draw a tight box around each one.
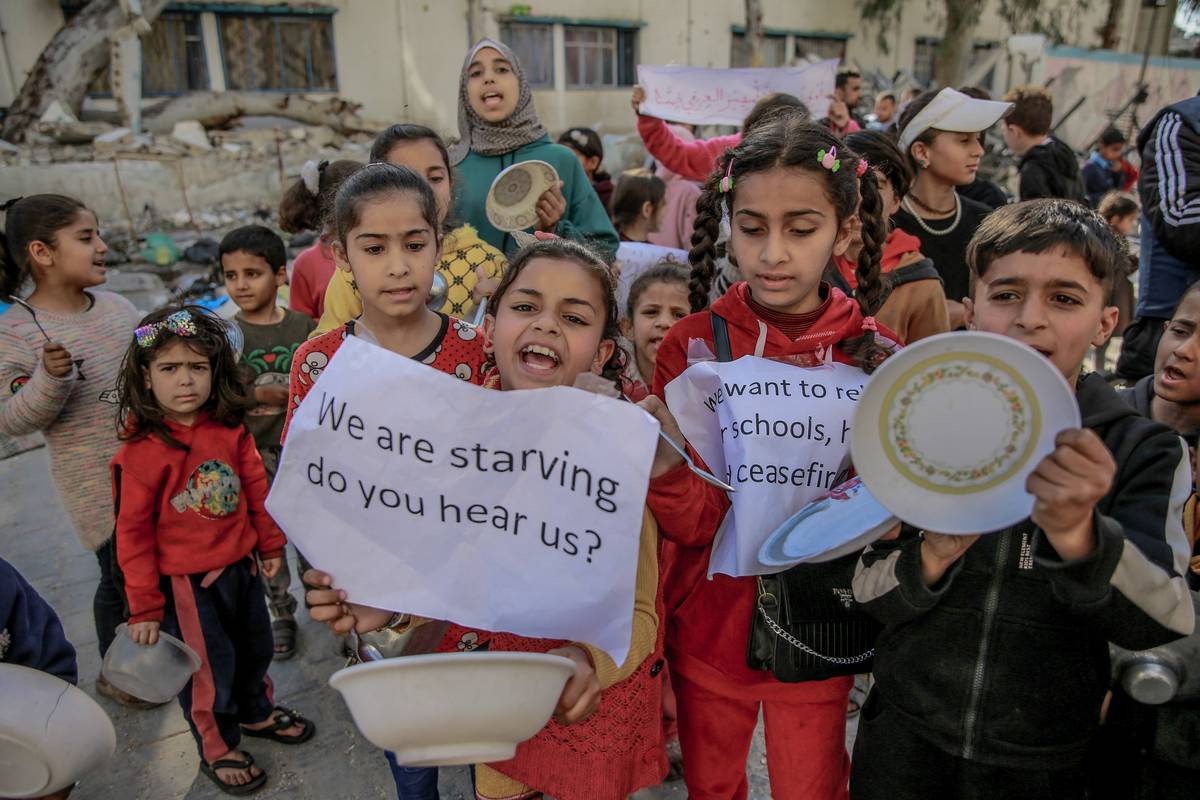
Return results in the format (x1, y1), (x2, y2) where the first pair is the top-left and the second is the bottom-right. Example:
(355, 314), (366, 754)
(687, 116), (888, 372)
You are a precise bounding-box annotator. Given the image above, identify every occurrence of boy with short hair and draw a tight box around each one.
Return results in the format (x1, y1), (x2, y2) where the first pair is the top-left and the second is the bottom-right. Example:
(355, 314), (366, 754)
(1003, 86), (1086, 203)
(851, 199), (1195, 800)
(1082, 127), (1139, 208)
(219, 225), (314, 660)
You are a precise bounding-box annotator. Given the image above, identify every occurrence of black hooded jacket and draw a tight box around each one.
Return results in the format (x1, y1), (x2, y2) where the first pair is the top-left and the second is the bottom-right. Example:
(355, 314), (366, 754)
(1018, 137), (1086, 203)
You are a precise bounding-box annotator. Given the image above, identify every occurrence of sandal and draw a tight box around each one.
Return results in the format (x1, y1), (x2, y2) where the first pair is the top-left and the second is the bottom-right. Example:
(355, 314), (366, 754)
(271, 619), (297, 660)
(241, 707), (315, 745)
(199, 751), (267, 796)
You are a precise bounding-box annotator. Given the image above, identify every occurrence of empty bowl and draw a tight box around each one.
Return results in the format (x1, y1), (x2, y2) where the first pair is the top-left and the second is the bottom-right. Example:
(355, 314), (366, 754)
(329, 651), (575, 766)
(0, 664), (117, 798)
(100, 623), (201, 704)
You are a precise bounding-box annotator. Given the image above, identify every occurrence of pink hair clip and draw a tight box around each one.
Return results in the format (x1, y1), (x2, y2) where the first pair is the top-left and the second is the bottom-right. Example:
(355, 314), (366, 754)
(861, 316), (878, 333)
(719, 158), (735, 193)
(817, 146), (841, 173)
(855, 157), (869, 178)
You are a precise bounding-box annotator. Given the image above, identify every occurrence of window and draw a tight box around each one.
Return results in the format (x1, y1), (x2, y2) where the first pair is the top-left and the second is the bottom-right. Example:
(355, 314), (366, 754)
(794, 36), (847, 63)
(914, 38), (1002, 90)
(86, 12), (209, 97)
(500, 22), (554, 88)
(564, 26), (636, 87)
(731, 32), (788, 68)
(219, 14), (337, 92)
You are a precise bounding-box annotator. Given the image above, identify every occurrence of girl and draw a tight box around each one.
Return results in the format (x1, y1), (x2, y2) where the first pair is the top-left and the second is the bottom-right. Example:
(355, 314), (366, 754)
(279, 159), (361, 322)
(893, 88), (1012, 328)
(558, 127), (614, 209)
(646, 126), (703, 252)
(647, 117), (894, 799)
(450, 39), (619, 261)
(0, 194), (148, 707)
(611, 168), (668, 244)
(113, 306), (313, 795)
(302, 238), (676, 800)
(620, 261), (690, 402)
(314, 124), (508, 335)
(832, 130), (950, 344)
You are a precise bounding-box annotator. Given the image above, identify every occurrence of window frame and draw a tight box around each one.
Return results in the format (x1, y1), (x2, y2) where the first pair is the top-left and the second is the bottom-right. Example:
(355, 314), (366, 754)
(85, 10), (210, 98)
(216, 11), (339, 94)
(563, 24), (638, 89)
(498, 21), (556, 89)
(497, 16), (641, 91)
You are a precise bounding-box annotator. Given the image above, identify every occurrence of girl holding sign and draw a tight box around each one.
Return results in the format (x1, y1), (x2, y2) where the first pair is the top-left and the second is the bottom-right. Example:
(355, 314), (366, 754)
(303, 237), (689, 800)
(646, 117), (895, 799)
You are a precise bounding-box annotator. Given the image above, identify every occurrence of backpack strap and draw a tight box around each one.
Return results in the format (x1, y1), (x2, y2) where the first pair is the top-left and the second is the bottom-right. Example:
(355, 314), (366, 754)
(710, 311), (733, 362)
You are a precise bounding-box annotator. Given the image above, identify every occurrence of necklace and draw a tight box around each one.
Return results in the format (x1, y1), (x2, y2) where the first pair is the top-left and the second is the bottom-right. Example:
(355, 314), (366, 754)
(907, 191), (957, 215)
(902, 193), (961, 237)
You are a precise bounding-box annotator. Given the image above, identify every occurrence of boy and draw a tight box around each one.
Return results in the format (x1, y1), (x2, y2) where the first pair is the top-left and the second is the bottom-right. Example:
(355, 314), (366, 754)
(1002, 86), (1086, 203)
(868, 92), (896, 131)
(851, 200), (1195, 800)
(1082, 127), (1139, 208)
(219, 225), (314, 660)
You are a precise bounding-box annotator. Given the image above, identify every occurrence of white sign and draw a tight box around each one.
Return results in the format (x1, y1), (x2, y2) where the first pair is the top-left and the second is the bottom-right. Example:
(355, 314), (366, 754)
(665, 355), (866, 577)
(636, 61), (838, 127)
(267, 336), (658, 664)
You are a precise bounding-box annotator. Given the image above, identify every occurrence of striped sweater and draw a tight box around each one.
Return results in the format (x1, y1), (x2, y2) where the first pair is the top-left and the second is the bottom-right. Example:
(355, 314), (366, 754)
(0, 291), (140, 551)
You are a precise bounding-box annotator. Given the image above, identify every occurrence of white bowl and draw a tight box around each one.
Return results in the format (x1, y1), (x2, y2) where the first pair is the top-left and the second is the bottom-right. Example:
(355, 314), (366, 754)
(329, 651), (575, 767)
(101, 623), (201, 703)
(0, 664), (117, 798)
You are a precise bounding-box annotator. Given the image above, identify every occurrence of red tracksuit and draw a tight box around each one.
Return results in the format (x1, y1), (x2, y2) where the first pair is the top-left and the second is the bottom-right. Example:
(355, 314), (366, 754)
(648, 282), (886, 800)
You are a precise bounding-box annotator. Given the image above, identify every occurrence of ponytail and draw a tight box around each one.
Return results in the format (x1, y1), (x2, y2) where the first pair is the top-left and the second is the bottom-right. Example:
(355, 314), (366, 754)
(687, 152), (730, 312)
(1, 194), (88, 299)
(843, 166), (889, 374)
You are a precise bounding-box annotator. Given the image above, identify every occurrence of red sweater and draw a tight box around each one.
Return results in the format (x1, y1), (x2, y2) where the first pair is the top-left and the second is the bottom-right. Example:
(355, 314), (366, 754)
(648, 282), (889, 700)
(288, 240), (336, 322)
(636, 115), (740, 183)
(113, 416), (286, 623)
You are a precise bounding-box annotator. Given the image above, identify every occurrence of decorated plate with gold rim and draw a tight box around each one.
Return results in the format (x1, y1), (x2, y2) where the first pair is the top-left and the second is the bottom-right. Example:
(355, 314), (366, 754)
(485, 160), (559, 233)
(850, 331), (1079, 534)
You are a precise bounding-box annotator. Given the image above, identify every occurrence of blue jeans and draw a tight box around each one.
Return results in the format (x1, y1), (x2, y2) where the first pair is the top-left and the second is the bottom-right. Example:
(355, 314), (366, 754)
(384, 755), (476, 800)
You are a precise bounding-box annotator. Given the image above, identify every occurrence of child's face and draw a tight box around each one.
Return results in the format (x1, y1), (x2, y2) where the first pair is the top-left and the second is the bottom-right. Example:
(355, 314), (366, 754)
(621, 281), (689, 382)
(1109, 213), (1138, 238)
(221, 250), (282, 316)
(333, 193), (438, 323)
(874, 96), (895, 123)
(485, 257), (616, 390)
(144, 339), (211, 425)
(964, 248), (1118, 384)
(876, 171), (902, 218)
(1099, 141), (1125, 162)
(729, 166), (853, 315)
(32, 210), (108, 290)
(1154, 292), (1200, 405)
(384, 139), (452, 226)
(916, 131), (983, 186)
(570, 148), (601, 178)
(467, 47), (520, 123)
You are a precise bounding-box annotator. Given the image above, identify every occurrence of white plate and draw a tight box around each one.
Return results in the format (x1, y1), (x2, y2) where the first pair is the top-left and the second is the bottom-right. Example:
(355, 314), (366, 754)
(851, 331), (1079, 534)
(758, 478), (899, 568)
(486, 160), (559, 232)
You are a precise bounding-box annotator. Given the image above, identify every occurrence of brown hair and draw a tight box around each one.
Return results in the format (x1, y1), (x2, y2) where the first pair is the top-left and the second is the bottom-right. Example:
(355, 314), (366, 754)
(626, 260), (690, 319)
(332, 163), (442, 249)
(742, 92), (809, 134)
(610, 168), (667, 232)
(1003, 85), (1053, 137)
(1098, 191), (1138, 222)
(0, 194), (89, 298)
(896, 90), (943, 173)
(116, 306), (249, 450)
(278, 159), (361, 234)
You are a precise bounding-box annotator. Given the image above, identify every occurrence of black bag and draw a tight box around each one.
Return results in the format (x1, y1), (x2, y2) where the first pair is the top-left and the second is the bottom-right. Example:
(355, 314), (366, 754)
(708, 312), (880, 682)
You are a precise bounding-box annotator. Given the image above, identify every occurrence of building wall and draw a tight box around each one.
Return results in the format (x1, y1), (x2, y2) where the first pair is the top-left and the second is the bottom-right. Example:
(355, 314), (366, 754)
(0, 0), (68, 107)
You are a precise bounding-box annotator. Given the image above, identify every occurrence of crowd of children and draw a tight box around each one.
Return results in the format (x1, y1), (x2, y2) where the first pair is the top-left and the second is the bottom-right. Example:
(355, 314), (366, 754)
(1, 35), (1198, 800)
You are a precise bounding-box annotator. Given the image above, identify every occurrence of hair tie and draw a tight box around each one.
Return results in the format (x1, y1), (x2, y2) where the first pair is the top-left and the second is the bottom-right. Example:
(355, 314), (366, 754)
(134, 310), (198, 349)
(855, 157), (869, 178)
(861, 316), (878, 333)
(719, 159), (735, 193)
(0, 197), (24, 212)
(300, 160), (322, 196)
(817, 147), (841, 173)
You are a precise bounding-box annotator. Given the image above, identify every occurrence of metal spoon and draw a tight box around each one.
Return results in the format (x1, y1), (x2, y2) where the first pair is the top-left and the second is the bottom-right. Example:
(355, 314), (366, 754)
(348, 628), (384, 663)
(470, 297), (488, 327)
(656, 430), (737, 493)
(4, 296), (52, 342)
(427, 272), (448, 310)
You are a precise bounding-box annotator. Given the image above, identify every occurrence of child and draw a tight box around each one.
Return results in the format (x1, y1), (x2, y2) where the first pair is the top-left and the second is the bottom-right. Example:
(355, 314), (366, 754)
(220, 225), (316, 660)
(279, 159), (361, 322)
(1083, 127), (1139, 208)
(303, 237), (671, 800)
(450, 39), (619, 260)
(955, 86), (1012, 211)
(611, 168), (667, 243)
(559, 127), (614, 208)
(646, 125), (703, 252)
(620, 261), (690, 402)
(1002, 85), (1086, 203)
(1093, 191), (1140, 373)
(868, 92), (895, 131)
(315, 123), (509, 335)
(0, 194), (148, 708)
(646, 117), (894, 799)
(851, 199), (1195, 800)
(835, 130), (950, 344)
(895, 88), (1014, 328)
(112, 306), (313, 795)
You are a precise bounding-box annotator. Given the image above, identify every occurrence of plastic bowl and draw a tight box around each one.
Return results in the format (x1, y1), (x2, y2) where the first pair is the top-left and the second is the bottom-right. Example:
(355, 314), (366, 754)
(0, 664), (117, 798)
(329, 651), (575, 767)
(100, 623), (201, 704)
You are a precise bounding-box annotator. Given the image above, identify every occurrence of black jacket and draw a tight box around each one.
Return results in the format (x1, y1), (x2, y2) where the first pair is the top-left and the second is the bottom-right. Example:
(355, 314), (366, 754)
(1138, 97), (1200, 264)
(854, 373), (1195, 769)
(0, 557), (77, 683)
(1018, 137), (1086, 203)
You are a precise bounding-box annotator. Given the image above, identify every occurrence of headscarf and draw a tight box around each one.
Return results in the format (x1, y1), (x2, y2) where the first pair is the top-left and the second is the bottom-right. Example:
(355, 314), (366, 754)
(448, 38), (548, 165)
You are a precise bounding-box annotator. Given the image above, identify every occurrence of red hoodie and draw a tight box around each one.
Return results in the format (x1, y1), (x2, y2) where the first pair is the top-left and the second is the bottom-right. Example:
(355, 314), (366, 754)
(832, 228), (924, 289)
(648, 282), (889, 699)
(113, 416), (286, 623)
(637, 115), (740, 183)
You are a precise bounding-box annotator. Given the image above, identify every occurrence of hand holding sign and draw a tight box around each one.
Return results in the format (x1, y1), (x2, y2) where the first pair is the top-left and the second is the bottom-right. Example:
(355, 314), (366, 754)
(636, 61), (838, 126)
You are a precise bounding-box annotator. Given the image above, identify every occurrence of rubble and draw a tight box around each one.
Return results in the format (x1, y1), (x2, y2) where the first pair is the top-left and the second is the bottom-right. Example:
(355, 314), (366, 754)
(170, 120), (212, 152)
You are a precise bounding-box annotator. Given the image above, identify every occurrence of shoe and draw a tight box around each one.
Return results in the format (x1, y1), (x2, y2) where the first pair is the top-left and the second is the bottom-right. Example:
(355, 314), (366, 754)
(95, 673), (168, 709)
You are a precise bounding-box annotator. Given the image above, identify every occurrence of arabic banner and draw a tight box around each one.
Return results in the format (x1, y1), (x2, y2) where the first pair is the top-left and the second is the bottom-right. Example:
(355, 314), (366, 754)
(636, 61), (838, 126)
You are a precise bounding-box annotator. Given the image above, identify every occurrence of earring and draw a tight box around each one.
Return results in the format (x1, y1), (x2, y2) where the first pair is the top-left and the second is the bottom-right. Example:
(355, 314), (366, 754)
(919, 160), (930, 169)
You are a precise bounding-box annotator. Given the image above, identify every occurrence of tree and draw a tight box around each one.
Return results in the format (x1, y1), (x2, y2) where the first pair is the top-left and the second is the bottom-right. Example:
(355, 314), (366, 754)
(1, 0), (170, 142)
(745, 0), (765, 67)
(1097, 0), (1126, 49)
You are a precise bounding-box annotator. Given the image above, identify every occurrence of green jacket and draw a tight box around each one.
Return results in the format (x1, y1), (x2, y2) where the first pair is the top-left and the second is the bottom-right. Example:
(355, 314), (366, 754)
(453, 136), (619, 262)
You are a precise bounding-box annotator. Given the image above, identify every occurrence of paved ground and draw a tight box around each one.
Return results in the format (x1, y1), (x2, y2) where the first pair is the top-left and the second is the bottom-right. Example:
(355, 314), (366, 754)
(2, 446), (854, 799)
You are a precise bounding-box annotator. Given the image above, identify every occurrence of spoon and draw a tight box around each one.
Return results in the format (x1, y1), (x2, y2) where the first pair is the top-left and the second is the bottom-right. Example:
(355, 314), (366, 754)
(427, 273), (448, 310)
(471, 297), (488, 327)
(4, 296), (52, 342)
(656, 430), (737, 493)
(348, 628), (384, 663)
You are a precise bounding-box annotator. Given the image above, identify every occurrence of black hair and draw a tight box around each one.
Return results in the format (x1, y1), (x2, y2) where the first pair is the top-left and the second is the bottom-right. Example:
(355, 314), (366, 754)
(844, 130), (913, 200)
(278, 159), (361, 234)
(688, 117), (888, 372)
(487, 238), (625, 386)
(116, 305), (248, 450)
(957, 85), (992, 101)
(1099, 126), (1127, 147)
(610, 168), (667, 232)
(371, 123), (452, 168)
(835, 68), (862, 90)
(742, 93), (809, 134)
(332, 163), (442, 249)
(1098, 191), (1138, 222)
(626, 260), (690, 320)
(966, 199), (1125, 304)
(877, 92), (896, 104)
(559, 127), (610, 183)
(0, 194), (90, 299)
(896, 90), (943, 173)
(218, 225), (286, 272)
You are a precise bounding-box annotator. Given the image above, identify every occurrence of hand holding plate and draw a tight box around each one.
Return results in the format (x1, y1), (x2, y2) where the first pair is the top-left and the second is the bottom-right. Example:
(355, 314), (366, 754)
(1026, 428), (1115, 560)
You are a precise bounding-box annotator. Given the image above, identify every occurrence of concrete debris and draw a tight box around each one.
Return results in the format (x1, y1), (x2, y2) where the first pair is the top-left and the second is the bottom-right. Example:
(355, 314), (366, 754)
(170, 120), (212, 151)
(94, 127), (134, 144)
(288, 127), (308, 141)
(0, 139), (19, 153)
(39, 99), (78, 124)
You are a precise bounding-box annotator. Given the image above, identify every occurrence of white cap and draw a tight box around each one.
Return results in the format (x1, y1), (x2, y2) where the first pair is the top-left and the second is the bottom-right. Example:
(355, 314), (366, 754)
(898, 88), (1014, 151)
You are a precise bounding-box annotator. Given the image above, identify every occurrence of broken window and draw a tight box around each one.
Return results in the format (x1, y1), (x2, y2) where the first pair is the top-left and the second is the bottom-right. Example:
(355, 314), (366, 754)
(86, 11), (209, 97)
(218, 13), (338, 92)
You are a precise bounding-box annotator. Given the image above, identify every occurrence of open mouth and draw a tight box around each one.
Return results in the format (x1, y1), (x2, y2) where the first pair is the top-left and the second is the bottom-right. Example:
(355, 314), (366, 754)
(520, 343), (561, 373)
(482, 91), (504, 109)
(1162, 364), (1188, 383)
